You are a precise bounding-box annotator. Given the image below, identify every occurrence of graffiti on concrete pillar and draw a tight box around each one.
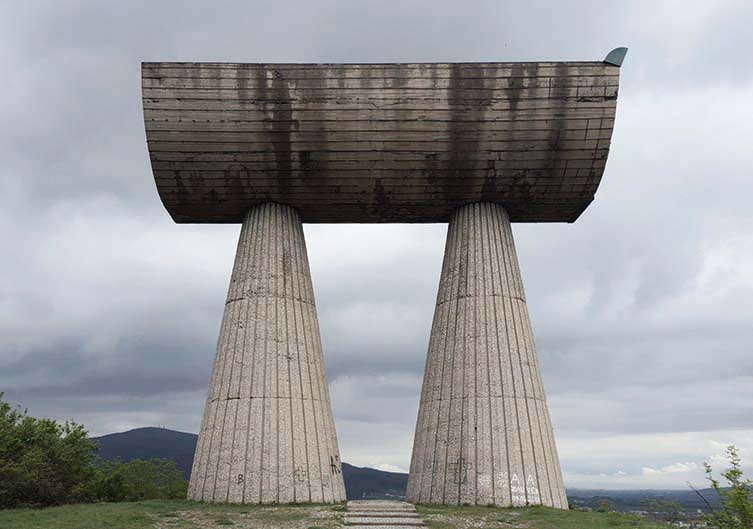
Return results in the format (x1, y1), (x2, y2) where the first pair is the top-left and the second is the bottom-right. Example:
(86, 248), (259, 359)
(526, 474), (541, 504)
(477, 473), (492, 494)
(448, 457), (472, 485)
(510, 473), (526, 506)
(496, 471), (509, 492)
(294, 466), (308, 483)
(330, 455), (342, 475)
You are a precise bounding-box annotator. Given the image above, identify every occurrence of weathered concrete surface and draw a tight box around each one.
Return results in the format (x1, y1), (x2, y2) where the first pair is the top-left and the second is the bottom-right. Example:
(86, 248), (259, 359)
(407, 202), (568, 508)
(187, 202), (346, 503)
(345, 500), (426, 528)
(142, 60), (622, 224)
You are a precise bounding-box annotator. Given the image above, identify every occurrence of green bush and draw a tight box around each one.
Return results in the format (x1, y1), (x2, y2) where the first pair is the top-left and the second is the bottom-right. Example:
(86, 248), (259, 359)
(90, 458), (188, 502)
(0, 393), (188, 507)
(705, 445), (753, 529)
(0, 392), (97, 507)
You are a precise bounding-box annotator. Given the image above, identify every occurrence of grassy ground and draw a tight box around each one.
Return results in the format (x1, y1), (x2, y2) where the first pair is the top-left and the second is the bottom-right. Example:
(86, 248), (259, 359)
(0, 501), (674, 529)
(0, 500), (344, 529)
(416, 504), (673, 529)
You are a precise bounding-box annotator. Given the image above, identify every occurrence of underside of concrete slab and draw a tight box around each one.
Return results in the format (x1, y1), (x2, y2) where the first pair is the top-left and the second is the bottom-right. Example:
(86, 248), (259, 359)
(187, 202), (346, 503)
(407, 202), (568, 508)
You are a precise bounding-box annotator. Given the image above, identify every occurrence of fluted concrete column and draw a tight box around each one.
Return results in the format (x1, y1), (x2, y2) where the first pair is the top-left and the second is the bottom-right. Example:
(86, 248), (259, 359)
(188, 203), (346, 504)
(407, 202), (567, 509)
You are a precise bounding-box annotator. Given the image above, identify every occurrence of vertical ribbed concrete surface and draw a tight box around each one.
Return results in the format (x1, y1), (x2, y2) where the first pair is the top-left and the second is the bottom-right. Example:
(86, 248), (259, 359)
(407, 202), (568, 509)
(188, 203), (346, 504)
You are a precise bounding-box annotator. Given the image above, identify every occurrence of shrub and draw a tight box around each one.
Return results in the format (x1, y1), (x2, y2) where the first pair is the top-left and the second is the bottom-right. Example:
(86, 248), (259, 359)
(0, 392), (97, 507)
(0, 393), (189, 507)
(90, 458), (188, 502)
(705, 445), (753, 529)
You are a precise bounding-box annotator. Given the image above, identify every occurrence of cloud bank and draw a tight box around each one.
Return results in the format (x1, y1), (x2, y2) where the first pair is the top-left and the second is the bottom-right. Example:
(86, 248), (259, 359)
(2, 0), (753, 489)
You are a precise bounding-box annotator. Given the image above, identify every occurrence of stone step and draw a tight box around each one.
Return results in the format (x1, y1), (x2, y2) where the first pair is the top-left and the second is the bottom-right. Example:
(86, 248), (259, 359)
(346, 512), (421, 518)
(346, 506), (415, 512)
(346, 506), (416, 511)
(347, 508), (417, 513)
(344, 500), (426, 528)
(344, 518), (425, 526)
(344, 526), (426, 529)
(347, 500), (415, 508)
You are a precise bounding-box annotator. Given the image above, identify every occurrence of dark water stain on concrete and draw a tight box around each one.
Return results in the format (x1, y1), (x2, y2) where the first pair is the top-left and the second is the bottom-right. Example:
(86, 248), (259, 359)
(446, 63), (481, 207)
(306, 71), (329, 218)
(544, 62), (568, 185)
(507, 63), (525, 113)
(260, 67), (294, 200)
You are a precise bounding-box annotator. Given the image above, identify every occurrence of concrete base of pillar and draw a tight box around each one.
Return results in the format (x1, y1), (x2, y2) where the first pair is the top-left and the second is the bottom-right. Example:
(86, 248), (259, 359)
(407, 202), (568, 508)
(188, 203), (346, 504)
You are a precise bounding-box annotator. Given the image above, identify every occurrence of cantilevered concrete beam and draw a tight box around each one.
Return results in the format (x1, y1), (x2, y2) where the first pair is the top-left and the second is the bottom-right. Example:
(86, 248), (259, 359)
(142, 59), (622, 224)
(408, 202), (567, 508)
(188, 203), (346, 504)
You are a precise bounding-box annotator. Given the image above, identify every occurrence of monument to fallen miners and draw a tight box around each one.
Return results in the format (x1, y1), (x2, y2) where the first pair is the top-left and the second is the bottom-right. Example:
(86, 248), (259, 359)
(142, 48), (626, 507)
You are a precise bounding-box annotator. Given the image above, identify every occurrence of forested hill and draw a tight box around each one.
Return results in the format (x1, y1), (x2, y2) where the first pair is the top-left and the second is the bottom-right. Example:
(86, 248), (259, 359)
(93, 427), (197, 477)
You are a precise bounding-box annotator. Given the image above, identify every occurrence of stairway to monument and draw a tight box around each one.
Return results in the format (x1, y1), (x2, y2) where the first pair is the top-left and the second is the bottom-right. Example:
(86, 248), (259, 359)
(344, 500), (426, 528)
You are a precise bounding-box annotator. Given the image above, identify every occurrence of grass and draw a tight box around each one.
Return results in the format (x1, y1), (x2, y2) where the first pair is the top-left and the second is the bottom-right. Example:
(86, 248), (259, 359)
(0, 501), (675, 529)
(416, 504), (673, 528)
(0, 500), (343, 529)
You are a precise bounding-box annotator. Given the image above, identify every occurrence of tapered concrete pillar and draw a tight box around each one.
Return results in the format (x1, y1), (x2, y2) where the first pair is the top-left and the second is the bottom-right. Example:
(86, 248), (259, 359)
(188, 203), (346, 504)
(408, 202), (568, 509)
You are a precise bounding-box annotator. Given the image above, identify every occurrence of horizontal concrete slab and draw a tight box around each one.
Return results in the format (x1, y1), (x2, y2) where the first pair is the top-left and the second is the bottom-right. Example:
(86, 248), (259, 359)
(143, 59), (622, 224)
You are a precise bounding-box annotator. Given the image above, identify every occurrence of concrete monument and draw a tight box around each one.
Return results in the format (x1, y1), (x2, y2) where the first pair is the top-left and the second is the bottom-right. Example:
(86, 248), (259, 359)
(142, 48), (625, 506)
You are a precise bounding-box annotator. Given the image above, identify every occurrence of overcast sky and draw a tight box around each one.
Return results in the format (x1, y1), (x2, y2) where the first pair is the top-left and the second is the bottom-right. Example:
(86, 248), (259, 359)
(2, 0), (753, 490)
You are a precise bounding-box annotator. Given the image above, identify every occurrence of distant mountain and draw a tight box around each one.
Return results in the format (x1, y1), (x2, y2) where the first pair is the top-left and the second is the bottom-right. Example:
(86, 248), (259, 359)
(93, 427), (197, 478)
(342, 462), (407, 500)
(92, 427), (407, 500)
